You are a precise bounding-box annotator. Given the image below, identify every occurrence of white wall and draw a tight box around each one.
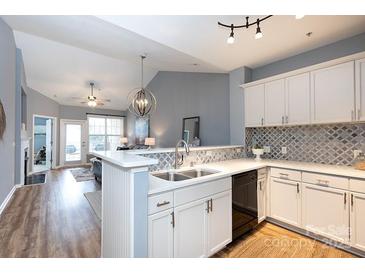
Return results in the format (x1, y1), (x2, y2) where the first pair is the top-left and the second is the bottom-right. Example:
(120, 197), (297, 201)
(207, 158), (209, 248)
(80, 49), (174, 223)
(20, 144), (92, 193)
(0, 18), (16, 205)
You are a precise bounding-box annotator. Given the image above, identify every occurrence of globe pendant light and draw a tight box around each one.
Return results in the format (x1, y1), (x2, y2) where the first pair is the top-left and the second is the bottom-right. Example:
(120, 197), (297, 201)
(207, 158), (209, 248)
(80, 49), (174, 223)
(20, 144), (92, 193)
(128, 55), (157, 118)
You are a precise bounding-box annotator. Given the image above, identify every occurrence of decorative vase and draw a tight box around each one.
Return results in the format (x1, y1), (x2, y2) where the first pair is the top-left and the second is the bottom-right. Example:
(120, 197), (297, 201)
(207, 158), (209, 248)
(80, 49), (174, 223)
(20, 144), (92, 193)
(252, 148), (264, 160)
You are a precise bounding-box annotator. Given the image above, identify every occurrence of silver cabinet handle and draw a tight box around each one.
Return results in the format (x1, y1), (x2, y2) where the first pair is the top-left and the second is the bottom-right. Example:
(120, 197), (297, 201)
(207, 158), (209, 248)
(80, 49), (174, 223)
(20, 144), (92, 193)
(351, 193), (354, 207)
(358, 109), (362, 120)
(259, 180), (262, 191)
(282, 116), (284, 124)
(157, 201), (170, 207)
(316, 179), (329, 187)
(171, 211), (175, 228)
(344, 193), (347, 205)
(210, 198), (213, 212)
(206, 200), (210, 213)
(351, 110), (354, 121)
(296, 183), (300, 194)
(285, 115), (289, 124)
(261, 118), (264, 126)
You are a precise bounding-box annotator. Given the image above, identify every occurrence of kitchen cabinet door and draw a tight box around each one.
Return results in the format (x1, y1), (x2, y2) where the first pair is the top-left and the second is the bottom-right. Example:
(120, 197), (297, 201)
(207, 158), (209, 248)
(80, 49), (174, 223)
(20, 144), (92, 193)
(206, 191), (232, 256)
(257, 177), (267, 223)
(355, 58), (365, 121)
(302, 183), (349, 243)
(311, 61), (355, 124)
(264, 79), (286, 126)
(173, 198), (207, 258)
(148, 208), (174, 258)
(350, 192), (365, 251)
(286, 73), (311, 124)
(270, 178), (301, 227)
(244, 84), (265, 127)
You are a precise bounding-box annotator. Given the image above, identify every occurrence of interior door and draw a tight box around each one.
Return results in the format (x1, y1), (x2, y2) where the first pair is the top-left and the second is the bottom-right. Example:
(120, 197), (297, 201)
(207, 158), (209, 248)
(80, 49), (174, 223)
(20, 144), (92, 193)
(45, 119), (53, 169)
(61, 120), (87, 166)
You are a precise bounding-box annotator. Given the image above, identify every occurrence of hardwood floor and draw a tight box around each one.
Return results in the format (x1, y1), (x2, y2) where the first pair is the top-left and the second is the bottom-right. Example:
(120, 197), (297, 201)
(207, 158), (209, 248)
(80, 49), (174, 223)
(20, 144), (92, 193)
(0, 167), (356, 258)
(214, 222), (356, 258)
(0, 167), (101, 258)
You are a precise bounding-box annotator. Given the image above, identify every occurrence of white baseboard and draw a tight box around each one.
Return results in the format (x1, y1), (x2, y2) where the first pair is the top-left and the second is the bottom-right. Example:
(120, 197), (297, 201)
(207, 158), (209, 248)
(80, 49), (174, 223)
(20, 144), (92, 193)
(0, 185), (19, 216)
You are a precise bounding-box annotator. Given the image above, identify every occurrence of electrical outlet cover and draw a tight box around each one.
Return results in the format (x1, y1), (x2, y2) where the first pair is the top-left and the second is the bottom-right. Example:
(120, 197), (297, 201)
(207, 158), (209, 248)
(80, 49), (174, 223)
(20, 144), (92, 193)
(281, 147), (287, 154)
(354, 150), (362, 159)
(263, 146), (271, 153)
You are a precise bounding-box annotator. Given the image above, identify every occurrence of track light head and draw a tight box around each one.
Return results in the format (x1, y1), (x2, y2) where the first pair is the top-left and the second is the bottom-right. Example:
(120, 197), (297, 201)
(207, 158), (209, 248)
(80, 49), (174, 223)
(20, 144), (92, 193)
(227, 30), (235, 44)
(255, 20), (263, 39)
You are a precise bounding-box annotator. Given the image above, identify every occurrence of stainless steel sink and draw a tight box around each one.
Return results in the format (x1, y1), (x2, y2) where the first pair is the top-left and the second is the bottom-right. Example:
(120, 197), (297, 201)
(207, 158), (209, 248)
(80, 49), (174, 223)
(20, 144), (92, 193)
(151, 168), (220, 182)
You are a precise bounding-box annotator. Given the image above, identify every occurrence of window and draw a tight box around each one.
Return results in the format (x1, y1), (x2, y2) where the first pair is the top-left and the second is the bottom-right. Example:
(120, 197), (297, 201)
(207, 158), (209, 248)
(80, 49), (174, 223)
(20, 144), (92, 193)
(88, 115), (124, 152)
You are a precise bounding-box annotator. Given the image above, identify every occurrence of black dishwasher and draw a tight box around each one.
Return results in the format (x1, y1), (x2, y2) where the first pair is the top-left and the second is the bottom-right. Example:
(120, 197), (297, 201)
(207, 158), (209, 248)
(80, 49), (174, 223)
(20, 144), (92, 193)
(232, 170), (258, 240)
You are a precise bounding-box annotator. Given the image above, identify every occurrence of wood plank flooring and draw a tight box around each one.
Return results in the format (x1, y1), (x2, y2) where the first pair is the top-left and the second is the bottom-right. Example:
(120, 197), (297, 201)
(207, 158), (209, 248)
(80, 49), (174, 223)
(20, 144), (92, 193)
(0, 167), (101, 257)
(0, 167), (356, 258)
(214, 222), (356, 258)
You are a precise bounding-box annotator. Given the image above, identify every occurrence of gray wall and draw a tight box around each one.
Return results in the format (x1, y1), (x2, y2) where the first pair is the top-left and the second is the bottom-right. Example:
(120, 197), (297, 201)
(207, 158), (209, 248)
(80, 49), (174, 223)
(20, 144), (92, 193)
(59, 105), (126, 120)
(229, 66), (251, 145)
(0, 19), (16, 205)
(146, 71), (230, 148)
(251, 32), (365, 81)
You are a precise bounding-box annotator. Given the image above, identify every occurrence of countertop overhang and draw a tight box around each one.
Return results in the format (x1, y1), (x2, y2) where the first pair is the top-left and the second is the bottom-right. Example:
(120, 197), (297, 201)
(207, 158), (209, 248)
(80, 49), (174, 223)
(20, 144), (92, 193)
(91, 150), (158, 168)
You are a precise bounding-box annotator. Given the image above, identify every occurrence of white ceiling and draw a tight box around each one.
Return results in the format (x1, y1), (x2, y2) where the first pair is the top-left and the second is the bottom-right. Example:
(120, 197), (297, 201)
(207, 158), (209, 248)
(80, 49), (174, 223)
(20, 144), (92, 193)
(2, 15), (365, 110)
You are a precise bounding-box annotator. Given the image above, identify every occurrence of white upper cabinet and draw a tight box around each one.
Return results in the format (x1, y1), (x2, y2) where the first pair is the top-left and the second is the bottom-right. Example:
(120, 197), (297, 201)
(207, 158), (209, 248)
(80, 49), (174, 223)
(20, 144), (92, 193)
(355, 58), (365, 121)
(244, 84), (265, 127)
(285, 73), (311, 125)
(264, 79), (286, 126)
(311, 61), (355, 124)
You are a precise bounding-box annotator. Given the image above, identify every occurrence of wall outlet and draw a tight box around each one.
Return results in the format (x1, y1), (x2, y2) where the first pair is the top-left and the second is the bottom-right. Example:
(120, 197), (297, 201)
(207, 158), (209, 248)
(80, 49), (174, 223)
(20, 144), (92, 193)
(281, 147), (287, 154)
(263, 146), (271, 153)
(354, 150), (362, 159)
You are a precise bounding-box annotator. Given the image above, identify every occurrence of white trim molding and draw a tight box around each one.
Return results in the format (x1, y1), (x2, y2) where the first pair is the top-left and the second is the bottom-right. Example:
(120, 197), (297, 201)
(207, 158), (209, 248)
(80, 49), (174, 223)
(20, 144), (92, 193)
(0, 185), (19, 216)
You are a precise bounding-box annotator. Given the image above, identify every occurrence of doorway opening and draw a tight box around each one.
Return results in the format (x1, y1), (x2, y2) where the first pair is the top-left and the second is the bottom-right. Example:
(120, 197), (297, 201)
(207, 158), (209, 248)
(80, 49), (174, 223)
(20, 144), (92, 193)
(32, 115), (57, 173)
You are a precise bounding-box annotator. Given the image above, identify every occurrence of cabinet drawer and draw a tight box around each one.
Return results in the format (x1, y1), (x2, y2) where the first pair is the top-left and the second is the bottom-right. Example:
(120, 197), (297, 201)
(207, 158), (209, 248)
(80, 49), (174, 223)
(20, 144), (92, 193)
(302, 172), (349, 190)
(148, 191), (174, 215)
(258, 168), (267, 179)
(174, 177), (232, 207)
(350, 178), (365, 193)
(270, 168), (301, 181)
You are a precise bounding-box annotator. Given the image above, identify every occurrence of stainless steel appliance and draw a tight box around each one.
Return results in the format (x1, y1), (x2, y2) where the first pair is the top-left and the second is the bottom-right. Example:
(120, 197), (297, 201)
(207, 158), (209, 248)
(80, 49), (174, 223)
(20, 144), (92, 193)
(232, 170), (258, 239)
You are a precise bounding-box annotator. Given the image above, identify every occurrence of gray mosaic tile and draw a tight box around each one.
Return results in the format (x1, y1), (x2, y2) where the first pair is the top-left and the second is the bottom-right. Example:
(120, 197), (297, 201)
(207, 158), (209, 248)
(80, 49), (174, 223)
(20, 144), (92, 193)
(245, 123), (365, 166)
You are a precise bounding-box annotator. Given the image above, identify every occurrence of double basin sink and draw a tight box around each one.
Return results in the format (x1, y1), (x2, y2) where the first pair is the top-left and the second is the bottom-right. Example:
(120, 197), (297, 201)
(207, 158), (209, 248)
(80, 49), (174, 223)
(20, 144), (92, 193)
(152, 168), (220, 182)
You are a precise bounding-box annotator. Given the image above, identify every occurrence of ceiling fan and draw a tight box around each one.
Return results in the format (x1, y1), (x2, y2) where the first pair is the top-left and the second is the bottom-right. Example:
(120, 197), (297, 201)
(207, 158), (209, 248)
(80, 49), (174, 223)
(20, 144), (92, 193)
(72, 82), (111, 107)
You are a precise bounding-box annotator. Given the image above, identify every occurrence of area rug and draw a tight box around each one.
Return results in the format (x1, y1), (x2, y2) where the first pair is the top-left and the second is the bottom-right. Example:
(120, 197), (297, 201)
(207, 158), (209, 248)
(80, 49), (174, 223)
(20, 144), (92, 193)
(70, 167), (95, 182)
(84, 191), (102, 221)
(25, 173), (46, 185)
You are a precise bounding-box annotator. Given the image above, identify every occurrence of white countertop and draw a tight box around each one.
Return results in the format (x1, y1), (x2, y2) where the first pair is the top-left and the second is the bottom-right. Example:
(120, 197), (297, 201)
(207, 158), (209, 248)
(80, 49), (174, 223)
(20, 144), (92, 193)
(148, 159), (365, 195)
(91, 150), (158, 168)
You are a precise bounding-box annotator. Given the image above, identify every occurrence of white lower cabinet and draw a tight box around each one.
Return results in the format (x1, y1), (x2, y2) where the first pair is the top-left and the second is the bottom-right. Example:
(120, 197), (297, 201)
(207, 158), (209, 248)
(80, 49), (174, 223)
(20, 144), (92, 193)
(206, 191), (232, 256)
(350, 192), (365, 251)
(148, 208), (174, 258)
(302, 183), (349, 243)
(270, 178), (301, 227)
(148, 178), (232, 258)
(174, 198), (208, 258)
(257, 176), (267, 223)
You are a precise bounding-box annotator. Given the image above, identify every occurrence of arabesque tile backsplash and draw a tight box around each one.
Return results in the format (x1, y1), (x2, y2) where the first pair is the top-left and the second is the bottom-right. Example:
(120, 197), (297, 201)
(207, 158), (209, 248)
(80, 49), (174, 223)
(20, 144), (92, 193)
(245, 123), (365, 166)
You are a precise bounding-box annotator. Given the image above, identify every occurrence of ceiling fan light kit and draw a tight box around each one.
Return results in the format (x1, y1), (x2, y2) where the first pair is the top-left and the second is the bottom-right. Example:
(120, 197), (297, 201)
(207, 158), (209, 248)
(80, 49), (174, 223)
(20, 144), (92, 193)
(128, 55), (157, 118)
(218, 15), (273, 43)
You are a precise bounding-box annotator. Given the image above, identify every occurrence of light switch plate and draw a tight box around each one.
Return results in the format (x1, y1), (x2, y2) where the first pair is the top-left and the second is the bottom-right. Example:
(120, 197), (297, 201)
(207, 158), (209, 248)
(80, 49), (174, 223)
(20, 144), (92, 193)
(281, 147), (287, 154)
(263, 146), (271, 153)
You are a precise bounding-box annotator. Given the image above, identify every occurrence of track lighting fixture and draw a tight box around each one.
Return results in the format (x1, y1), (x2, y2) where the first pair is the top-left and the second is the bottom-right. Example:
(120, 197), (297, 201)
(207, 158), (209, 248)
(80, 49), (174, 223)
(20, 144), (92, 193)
(218, 16), (272, 43)
(255, 19), (263, 39)
(227, 25), (235, 44)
